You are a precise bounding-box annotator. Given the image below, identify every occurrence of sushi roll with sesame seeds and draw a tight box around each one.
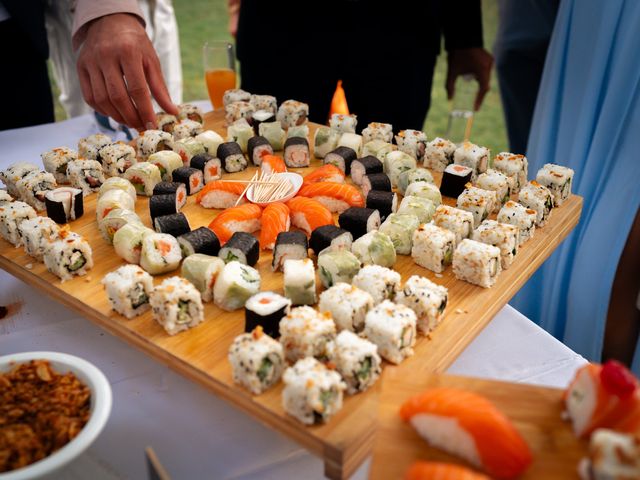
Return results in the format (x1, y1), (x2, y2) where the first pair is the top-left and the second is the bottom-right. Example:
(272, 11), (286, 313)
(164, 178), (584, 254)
(471, 219), (520, 270)
(493, 152), (528, 192)
(249, 94), (277, 114)
(15, 170), (57, 211)
(156, 111), (178, 133)
(41, 147), (78, 183)
(476, 169), (512, 210)
(172, 119), (203, 141)
(395, 129), (428, 163)
(453, 141), (489, 180)
(135, 130), (173, 161)
(327, 330), (381, 394)
(102, 264), (154, 319)
(180, 253), (225, 302)
(0, 201), (37, 246)
(150, 276), (204, 335)
(318, 283), (374, 333)
(536, 163), (574, 206)
(277, 99), (308, 129)
(0, 162), (39, 197)
(78, 133), (112, 162)
(244, 291), (291, 338)
(100, 143), (137, 177)
(283, 258), (317, 306)
(361, 122), (393, 144)
(395, 275), (448, 334)
(43, 231), (93, 281)
(18, 216), (60, 260)
(432, 205), (474, 246)
(518, 181), (554, 226)
(411, 223), (457, 273)
(279, 306), (336, 362)
(223, 88), (251, 106)
(329, 113), (357, 134)
(352, 265), (401, 305)
(456, 185), (495, 227)
(225, 101), (254, 126)
(229, 326), (285, 395)
(363, 300), (417, 364)
(497, 201), (537, 245)
(423, 137), (456, 172)
(453, 239), (502, 288)
(282, 357), (346, 425)
(178, 103), (205, 124)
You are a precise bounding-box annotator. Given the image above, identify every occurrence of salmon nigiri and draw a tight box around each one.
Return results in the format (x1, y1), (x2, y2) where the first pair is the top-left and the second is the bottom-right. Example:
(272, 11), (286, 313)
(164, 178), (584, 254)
(261, 154), (287, 175)
(286, 196), (334, 235)
(302, 164), (345, 185)
(404, 462), (490, 480)
(400, 388), (532, 480)
(196, 181), (247, 209)
(208, 203), (262, 245)
(259, 202), (290, 250)
(297, 182), (364, 213)
(564, 360), (640, 438)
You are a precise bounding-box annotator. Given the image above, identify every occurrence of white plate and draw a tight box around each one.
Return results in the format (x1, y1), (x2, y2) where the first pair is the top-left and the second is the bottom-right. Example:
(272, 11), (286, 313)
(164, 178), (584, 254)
(246, 172), (303, 206)
(0, 351), (112, 480)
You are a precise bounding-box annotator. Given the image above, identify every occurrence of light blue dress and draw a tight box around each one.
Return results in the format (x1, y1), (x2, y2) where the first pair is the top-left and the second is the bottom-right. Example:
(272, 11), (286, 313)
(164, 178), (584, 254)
(509, 0), (640, 373)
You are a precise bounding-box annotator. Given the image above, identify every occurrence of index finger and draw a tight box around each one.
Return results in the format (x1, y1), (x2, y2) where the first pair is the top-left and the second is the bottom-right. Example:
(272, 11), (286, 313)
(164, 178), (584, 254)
(473, 73), (491, 111)
(121, 56), (157, 129)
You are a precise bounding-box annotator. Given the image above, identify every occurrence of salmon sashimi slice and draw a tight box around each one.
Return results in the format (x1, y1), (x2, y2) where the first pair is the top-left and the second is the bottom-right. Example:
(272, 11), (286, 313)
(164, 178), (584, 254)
(259, 202), (290, 250)
(261, 154), (287, 175)
(196, 181), (247, 209)
(404, 461), (490, 480)
(564, 361), (640, 438)
(286, 196), (334, 235)
(208, 203), (262, 245)
(400, 388), (532, 480)
(297, 182), (364, 213)
(302, 165), (345, 185)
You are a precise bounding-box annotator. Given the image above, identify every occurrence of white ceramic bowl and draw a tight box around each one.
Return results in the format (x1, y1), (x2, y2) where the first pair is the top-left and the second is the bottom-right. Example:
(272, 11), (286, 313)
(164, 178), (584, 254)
(246, 172), (303, 206)
(0, 351), (112, 480)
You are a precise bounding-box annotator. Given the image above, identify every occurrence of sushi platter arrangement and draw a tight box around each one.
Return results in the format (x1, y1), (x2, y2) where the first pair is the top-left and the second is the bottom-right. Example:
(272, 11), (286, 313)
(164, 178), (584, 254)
(0, 94), (583, 479)
(372, 360), (640, 479)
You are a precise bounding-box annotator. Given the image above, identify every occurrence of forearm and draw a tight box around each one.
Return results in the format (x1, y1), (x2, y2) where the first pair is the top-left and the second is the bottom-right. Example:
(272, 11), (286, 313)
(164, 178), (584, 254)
(72, 0), (145, 50)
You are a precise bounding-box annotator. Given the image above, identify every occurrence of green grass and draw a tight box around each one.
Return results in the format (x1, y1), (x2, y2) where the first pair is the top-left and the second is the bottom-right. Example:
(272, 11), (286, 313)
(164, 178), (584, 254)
(50, 0), (508, 154)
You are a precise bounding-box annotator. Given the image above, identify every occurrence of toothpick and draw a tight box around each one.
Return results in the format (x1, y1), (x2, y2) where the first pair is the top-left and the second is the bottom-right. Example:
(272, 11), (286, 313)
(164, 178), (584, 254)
(235, 171), (257, 206)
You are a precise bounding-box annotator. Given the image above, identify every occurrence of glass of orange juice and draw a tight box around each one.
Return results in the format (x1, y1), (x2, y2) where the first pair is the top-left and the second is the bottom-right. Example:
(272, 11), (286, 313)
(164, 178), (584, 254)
(203, 41), (236, 109)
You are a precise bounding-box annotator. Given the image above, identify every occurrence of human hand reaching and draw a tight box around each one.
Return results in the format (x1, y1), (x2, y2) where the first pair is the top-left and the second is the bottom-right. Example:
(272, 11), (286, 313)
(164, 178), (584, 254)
(446, 48), (494, 111)
(76, 13), (178, 130)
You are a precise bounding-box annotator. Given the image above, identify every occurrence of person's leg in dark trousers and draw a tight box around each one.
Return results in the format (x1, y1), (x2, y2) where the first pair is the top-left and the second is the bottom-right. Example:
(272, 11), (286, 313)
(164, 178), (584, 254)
(341, 49), (437, 133)
(495, 44), (548, 153)
(0, 19), (54, 131)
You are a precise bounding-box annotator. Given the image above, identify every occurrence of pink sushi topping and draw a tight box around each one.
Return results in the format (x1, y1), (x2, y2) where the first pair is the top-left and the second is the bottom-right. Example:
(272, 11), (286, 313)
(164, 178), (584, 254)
(601, 360), (638, 398)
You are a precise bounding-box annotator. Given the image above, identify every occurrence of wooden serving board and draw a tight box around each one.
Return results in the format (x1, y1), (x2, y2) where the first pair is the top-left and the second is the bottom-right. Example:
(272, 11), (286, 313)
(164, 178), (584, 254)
(0, 110), (582, 479)
(370, 372), (588, 479)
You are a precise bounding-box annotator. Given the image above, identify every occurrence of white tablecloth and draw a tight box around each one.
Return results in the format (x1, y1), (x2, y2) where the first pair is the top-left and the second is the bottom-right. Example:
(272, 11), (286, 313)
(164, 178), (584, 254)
(0, 112), (587, 479)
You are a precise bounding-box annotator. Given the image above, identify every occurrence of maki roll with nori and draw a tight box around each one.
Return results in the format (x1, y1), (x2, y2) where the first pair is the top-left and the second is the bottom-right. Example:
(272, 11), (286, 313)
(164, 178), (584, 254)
(361, 173), (391, 198)
(190, 152), (222, 183)
(283, 137), (310, 168)
(323, 146), (357, 174)
(172, 166), (204, 195)
(244, 291), (291, 338)
(309, 225), (353, 255)
(338, 207), (380, 240)
(153, 212), (191, 237)
(350, 156), (383, 186)
(178, 227), (221, 257)
(219, 231), (259, 266)
(45, 187), (84, 224)
(153, 181), (187, 209)
(440, 164), (473, 198)
(247, 136), (273, 166)
(272, 231), (308, 272)
(217, 141), (248, 173)
(365, 190), (398, 221)
(149, 194), (179, 221)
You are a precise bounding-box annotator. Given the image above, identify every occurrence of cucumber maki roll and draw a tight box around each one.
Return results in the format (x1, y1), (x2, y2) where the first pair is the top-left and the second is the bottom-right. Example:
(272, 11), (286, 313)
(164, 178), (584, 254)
(218, 231), (259, 266)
